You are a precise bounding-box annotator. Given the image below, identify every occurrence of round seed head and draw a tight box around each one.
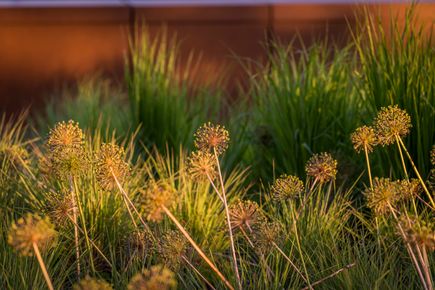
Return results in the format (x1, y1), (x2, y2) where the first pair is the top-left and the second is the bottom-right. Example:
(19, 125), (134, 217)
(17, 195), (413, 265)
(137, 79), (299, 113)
(125, 230), (155, 260)
(8, 213), (57, 256)
(139, 181), (177, 222)
(374, 105), (412, 146)
(47, 120), (87, 178)
(252, 221), (283, 255)
(399, 216), (435, 251)
(229, 199), (264, 233)
(45, 193), (76, 227)
(271, 174), (304, 201)
(73, 276), (113, 290)
(398, 179), (422, 201)
(351, 125), (377, 153)
(186, 150), (217, 181)
(305, 153), (338, 184)
(95, 143), (130, 191)
(128, 264), (177, 290)
(194, 122), (229, 155)
(158, 230), (188, 270)
(365, 178), (400, 216)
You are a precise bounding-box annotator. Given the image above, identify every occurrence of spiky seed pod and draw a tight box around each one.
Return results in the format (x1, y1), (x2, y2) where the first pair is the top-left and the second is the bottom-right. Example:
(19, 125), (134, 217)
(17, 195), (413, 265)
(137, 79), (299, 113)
(73, 276), (113, 290)
(126, 230), (155, 259)
(194, 122), (229, 155)
(127, 264), (177, 290)
(47, 120), (87, 178)
(365, 178), (400, 216)
(398, 179), (422, 201)
(95, 143), (130, 191)
(305, 152), (338, 184)
(139, 181), (177, 222)
(271, 174), (304, 201)
(158, 230), (188, 270)
(374, 105), (412, 146)
(45, 193), (75, 227)
(399, 216), (435, 251)
(186, 150), (217, 181)
(229, 199), (264, 232)
(431, 145), (435, 166)
(252, 221), (283, 255)
(8, 213), (57, 256)
(351, 125), (378, 153)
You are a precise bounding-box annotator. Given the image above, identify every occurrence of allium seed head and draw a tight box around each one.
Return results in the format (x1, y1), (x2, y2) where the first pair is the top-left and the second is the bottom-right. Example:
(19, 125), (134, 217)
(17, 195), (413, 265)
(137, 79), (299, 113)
(398, 179), (422, 201)
(194, 122), (229, 155)
(139, 181), (177, 222)
(128, 265), (177, 290)
(125, 230), (155, 260)
(8, 213), (57, 256)
(374, 105), (412, 146)
(365, 178), (400, 216)
(399, 216), (435, 251)
(47, 120), (87, 178)
(305, 153), (338, 184)
(351, 125), (377, 153)
(73, 276), (113, 290)
(95, 143), (130, 191)
(252, 221), (283, 255)
(186, 151), (217, 181)
(271, 174), (304, 201)
(158, 230), (188, 270)
(45, 193), (75, 227)
(229, 199), (264, 232)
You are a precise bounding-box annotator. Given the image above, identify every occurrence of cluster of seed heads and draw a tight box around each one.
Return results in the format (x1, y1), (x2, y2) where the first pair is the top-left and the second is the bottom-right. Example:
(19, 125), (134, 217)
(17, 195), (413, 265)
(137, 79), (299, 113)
(194, 122), (229, 156)
(72, 276), (113, 290)
(158, 230), (189, 270)
(95, 143), (130, 191)
(305, 152), (338, 184)
(229, 199), (264, 233)
(47, 120), (87, 178)
(271, 174), (304, 201)
(399, 216), (435, 251)
(127, 264), (177, 290)
(8, 213), (57, 256)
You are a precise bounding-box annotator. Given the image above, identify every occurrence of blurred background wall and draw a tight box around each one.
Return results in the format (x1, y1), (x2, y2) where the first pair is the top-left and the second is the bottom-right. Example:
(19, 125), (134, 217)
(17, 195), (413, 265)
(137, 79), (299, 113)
(0, 1), (434, 112)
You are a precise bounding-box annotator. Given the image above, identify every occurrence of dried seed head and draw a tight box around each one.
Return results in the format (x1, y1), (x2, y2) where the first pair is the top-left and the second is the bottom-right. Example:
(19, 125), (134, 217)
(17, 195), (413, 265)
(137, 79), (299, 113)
(305, 153), (338, 184)
(47, 120), (87, 178)
(374, 105), (412, 146)
(125, 230), (155, 260)
(398, 179), (422, 201)
(194, 122), (229, 155)
(95, 143), (130, 191)
(229, 199), (264, 233)
(45, 193), (75, 227)
(351, 125), (377, 153)
(139, 181), (177, 222)
(365, 178), (400, 216)
(252, 221), (283, 255)
(128, 264), (177, 290)
(73, 276), (113, 290)
(399, 216), (435, 251)
(8, 213), (57, 256)
(271, 174), (304, 201)
(158, 230), (188, 270)
(187, 151), (217, 181)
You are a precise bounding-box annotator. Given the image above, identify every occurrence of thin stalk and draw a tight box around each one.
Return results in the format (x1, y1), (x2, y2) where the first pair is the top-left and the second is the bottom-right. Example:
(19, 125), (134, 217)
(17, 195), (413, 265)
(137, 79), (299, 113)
(395, 135), (409, 179)
(421, 246), (433, 290)
(206, 173), (224, 203)
(301, 262), (356, 290)
(397, 137), (435, 208)
(213, 148), (242, 290)
(32, 243), (54, 290)
(415, 244), (433, 290)
(162, 205), (234, 290)
(297, 178), (318, 219)
(291, 211), (313, 290)
(72, 177), (95, 273)
(68, 175), (81, 278)
(271, 241), (310, 287)
(364, 145), (373, 189)
(182, 255), (216, 290)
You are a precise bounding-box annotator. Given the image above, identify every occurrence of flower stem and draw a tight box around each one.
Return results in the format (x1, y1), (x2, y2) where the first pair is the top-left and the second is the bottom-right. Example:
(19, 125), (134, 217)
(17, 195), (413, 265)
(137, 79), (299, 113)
(301, 262), (356, 290)
(364, 145), (373, 189)
(182, 255), (216, 290)
(213, 148), (242, 290)
(68, 175), (81, 279)
(395, 135), (409, 179)
(162, 205), (234, 290)
(32, 243), (54, 290)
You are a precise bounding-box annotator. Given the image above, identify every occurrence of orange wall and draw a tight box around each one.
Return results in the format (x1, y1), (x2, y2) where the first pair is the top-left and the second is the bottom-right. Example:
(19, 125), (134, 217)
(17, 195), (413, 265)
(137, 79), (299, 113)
(0, 3), (434, 112)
